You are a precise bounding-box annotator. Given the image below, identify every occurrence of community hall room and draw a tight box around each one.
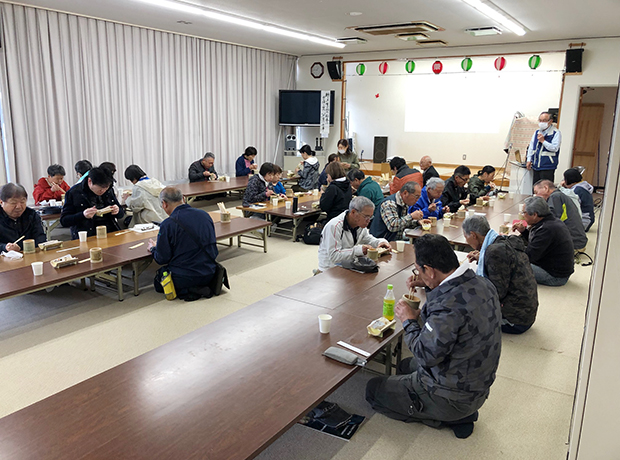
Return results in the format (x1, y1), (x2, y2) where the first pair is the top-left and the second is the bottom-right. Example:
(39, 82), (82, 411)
(0, 0), (619, 458)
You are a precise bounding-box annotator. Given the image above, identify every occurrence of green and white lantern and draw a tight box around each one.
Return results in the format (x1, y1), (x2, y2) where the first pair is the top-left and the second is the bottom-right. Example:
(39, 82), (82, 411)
(528, 55), (542, 70)
(405, 60), (415, 73)
(461, 57), (473, 72)
(356, 63), (366, 76)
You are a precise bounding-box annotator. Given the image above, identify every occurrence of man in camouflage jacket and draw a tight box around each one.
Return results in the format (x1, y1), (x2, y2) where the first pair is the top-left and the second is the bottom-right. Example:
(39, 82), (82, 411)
(366, 234), (502, 438)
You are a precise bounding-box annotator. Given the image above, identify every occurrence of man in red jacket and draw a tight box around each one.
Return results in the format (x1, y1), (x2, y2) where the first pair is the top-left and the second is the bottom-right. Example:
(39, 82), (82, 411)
(33, 164), (70, 205)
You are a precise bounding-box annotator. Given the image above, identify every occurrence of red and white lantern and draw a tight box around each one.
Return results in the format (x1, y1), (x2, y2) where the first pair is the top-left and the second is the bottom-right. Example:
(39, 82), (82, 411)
(432, 60), (443, 74)
(379, 62), (389, 75)
(494, 57), (506, 71)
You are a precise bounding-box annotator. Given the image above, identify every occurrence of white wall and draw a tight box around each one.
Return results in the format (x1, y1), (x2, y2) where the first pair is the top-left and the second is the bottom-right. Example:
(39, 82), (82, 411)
(297, 38), (620, 172)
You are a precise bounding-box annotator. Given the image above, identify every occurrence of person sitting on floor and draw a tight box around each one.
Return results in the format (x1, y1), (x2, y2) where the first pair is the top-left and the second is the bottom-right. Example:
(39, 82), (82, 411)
(235, 146), (258, 177)
(533, 179), (587, 251)
(561, 168), (595, 232)
(411, 177), (450, 219)
(121, 165), (167, 227)
(242, 162), (277, 207)
(60, 167), (124, 239)
(347, 169), (384, 208)
(293, 145), (320, 192)
(318, 153), (340, 188)
(189, 152), (218, 182)
(463, 215), (538, 334)
(366, 234), (501, 439)
(0, 183), (46, 253)
(74, 159), (93, 184)
(420, 155), (440, 186)
(268, 165), (287, 196)
(467, 165), (496, 201)
(320, 162), (352, 223)
(33, 164), (70, 205)
(389, 157), (423, 194)
(441, 165), (471, 212)
(337, 138), (360, 172)
(512, 196), (574, 286)
(318, 196), (391, 272)
(148, 187), (218, 300)
(369, 181), (423, 241)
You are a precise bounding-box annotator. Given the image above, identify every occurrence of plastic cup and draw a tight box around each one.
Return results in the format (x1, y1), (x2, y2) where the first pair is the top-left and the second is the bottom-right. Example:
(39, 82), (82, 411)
(31, 261), (43, 276)
(504, 213), (511, 223)
(285, 201), (292, 210)
(78, 231), (88, 243)
(396, 240), (405, 252)
(318, 314), (332, 334)
(422, 222), (431, 231)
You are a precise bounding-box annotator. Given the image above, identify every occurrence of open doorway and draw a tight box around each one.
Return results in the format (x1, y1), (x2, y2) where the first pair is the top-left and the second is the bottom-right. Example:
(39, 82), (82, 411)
(571, 86), (619, 192)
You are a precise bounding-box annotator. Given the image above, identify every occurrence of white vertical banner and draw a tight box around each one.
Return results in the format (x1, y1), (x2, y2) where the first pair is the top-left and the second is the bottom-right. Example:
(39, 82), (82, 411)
(320, 90), (330, 138)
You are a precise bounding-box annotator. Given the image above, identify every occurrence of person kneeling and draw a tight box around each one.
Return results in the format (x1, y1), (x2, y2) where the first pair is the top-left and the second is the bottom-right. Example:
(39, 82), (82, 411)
(148, 187), (218, 301)
(366, 234), (502, 438)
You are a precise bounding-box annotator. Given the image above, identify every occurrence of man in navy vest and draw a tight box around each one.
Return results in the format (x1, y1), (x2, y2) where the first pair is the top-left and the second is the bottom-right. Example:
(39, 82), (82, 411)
(526, 111), (561, 184)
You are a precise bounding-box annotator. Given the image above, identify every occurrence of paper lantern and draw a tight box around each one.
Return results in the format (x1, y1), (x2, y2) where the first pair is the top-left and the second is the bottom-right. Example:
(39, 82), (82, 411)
(379, 62), (389, 75)
(461, 58), (473, 72)
(356, 63), (366, 76)
(528, 55), (542, 69)
(494, 57), (506, 71)
(432, 61), (443, 74)
(405, 60), (415, 73)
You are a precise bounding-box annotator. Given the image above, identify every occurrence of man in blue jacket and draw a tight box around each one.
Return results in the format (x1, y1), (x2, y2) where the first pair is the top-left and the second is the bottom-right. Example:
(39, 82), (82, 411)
(148, 187), (218, 300)
(411, 177), (450, 219)
(527, 111), (561, 184)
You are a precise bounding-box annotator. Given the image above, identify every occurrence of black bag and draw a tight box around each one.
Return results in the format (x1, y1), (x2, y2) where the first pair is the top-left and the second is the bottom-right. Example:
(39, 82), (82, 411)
(171, 217), (230, 296)
(302, 222), (323, 245)
(341, 257), (379, 273)
(306, 401), (352, 429)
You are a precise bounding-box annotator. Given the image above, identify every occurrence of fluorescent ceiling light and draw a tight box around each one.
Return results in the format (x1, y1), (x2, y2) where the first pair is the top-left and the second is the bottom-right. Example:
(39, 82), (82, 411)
(134, 0), (345, 48)
(461, 0), (526, 36)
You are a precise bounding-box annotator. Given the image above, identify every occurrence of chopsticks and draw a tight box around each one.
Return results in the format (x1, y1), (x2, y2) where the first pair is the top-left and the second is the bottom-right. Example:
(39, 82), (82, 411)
(129, 242), (144, 250)
(13, 235), (25, 245)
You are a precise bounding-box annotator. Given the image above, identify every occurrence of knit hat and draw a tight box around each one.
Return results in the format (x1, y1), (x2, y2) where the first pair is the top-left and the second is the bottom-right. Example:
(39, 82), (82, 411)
(563, 168), (582, 185)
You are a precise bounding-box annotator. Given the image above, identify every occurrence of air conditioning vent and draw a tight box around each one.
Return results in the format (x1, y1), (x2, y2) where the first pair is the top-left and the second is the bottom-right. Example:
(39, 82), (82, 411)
(417, 40), (448, 47)
(396, 33), (429, 41)
(336, 37), (368, 44)
(350, 21), (443, 36)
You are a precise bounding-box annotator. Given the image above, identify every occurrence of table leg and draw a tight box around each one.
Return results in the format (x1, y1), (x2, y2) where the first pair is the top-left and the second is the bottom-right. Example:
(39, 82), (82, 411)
(237, 236), (241, 248)
(89, 276), (95, 291)
(384, 343), (393, 375)
(132, 261), (139, 296)
(263, 228), (268, 253)
(229, 237), (233, 246)
(117, 267), (124, 301)
(292, 218), (300, 242)
(80, 278), (86, 290)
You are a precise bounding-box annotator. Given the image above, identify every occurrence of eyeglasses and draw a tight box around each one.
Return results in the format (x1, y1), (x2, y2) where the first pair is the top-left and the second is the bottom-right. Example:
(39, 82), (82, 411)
(412, 266), (420, 276)
(360, 213), (374, 222)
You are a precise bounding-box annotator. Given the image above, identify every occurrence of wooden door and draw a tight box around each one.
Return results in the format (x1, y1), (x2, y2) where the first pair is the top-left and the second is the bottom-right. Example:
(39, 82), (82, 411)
(572, 103), (605, 184)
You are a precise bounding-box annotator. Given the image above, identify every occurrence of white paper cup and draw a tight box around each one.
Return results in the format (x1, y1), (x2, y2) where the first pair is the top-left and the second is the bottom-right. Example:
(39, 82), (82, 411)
(504, 213), (511, 223)
(519, 203), (525, 212)
(318, 314), (332, 334)
(285, 201), (292, 210)
(313, 189), (319, 196)
(78, 231), (88, 242)
(31, 261), (43, 276)
(225, 176), (230, 183)
(396, 240), (405, 252)
(508, 192), (514, 199)
(49, 199), (57, 206)
(467, 210), (475, 218)
(489, 199), (496, 208)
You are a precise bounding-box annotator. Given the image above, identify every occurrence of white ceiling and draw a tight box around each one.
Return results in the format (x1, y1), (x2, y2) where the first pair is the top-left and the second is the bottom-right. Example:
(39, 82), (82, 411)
(13, 0), (620, 56)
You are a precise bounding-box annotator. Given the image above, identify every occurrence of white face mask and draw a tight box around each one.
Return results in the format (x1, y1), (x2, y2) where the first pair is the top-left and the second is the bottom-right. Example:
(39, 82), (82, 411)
(338, 149), (346, 154)
(539, 122), (549, 130)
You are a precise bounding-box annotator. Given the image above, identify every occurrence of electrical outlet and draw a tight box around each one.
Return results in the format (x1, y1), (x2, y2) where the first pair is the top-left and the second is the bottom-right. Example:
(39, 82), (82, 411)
(462, 154), (467, 160)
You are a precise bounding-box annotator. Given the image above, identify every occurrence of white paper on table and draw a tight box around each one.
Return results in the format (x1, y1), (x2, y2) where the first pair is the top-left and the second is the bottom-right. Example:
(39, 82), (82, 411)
(2, 250), (23, 260)
(132, 224), (160, 233)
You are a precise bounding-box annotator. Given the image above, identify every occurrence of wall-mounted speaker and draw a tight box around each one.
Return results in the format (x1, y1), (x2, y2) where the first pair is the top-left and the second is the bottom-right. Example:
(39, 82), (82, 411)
(327, 61), (342, 81)
(373, 136), (388, 163)
(285, 134), (297, 151)
(565, 49), (584, 74)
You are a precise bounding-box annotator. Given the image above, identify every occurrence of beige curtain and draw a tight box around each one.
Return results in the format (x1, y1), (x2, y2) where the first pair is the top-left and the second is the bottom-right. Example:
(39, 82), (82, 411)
(0, 3), (297, 195)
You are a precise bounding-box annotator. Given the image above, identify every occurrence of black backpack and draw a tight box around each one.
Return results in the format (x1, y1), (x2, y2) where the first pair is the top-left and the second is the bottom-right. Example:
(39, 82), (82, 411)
(301, 222), (322, 245)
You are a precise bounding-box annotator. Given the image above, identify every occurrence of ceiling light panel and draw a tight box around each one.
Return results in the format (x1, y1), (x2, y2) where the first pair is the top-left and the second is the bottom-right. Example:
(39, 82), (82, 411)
(461, 0), (526, 36)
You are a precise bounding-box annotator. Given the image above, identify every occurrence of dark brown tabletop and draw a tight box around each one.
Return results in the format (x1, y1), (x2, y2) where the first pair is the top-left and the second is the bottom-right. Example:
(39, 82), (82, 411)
(0, 295), (400, 460)
(176, 177), (250, 198)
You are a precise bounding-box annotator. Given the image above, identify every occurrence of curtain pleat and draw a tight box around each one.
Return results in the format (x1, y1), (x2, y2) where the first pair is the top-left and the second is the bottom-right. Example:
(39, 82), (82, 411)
(0, 3), (297, 194)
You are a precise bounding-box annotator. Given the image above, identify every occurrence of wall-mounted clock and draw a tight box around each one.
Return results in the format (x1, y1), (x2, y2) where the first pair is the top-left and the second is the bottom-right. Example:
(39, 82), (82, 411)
(310, 62), (324, 79)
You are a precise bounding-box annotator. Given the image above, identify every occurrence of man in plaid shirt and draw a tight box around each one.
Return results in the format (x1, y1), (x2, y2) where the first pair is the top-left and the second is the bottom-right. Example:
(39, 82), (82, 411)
(369, 181), (423, 241)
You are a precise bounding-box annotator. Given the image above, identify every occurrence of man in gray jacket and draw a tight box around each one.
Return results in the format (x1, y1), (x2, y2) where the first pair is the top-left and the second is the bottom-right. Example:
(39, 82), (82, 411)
(188, 152), (218, 183)
(366, 234), (502, 438)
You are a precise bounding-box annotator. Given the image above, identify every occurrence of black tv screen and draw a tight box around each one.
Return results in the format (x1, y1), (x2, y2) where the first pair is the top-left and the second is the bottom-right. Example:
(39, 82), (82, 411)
(279, 90), (335, 126)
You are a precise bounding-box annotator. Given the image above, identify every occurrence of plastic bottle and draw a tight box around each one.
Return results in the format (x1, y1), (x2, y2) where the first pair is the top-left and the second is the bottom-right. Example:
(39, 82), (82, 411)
(383, 284), (395, 320)
(161, 271), (177, 301)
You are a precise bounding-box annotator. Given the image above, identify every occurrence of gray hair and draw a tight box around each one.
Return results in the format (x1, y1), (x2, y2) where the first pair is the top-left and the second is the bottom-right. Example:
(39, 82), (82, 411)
(462, 215), (490, 237)
(426, 177), (444, 191)
(524, 196), (551, 217)
(160, 186), (183, 205)
(400, 181), (421, 194)
(533, 179), (556, 190)
(349, 196), (374, 213)
(0, 183), (28, 201)
(203, 152), (215, 160)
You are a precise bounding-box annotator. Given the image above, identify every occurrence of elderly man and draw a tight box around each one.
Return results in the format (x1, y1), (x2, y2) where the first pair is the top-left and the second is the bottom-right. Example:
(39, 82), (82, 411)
(347, 169), (384, 207)
(441, 165), (471, 212)
(533, 179), (587, 251)
(389, 157), (423, 194)
(148, 187), (218, 300)
(513, 196), (574, 286)
(0, 183), (46, 253)
(463, 215), (538, 334)
(61, 167), (124, 240)
(527, 111), (561, 184)
(411, 177), (450, 219)
(366, 234), (501, 439)
(420, 155), (440, 186)
(318, 196), (391, 272)
(369, 181), (423, 241)
(189, 152), (218, 183)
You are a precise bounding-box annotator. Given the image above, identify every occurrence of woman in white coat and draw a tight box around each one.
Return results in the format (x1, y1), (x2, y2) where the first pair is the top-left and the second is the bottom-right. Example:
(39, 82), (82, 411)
(122, 165), (167, 226)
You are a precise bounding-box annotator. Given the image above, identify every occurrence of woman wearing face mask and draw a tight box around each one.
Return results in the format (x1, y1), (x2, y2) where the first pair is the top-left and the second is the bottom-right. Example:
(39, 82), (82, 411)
(337, 139), (360, 172)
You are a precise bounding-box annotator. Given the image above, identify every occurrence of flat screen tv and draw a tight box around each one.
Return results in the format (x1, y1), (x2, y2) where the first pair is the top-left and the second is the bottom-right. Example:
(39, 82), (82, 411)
(279, 90), (335, 126)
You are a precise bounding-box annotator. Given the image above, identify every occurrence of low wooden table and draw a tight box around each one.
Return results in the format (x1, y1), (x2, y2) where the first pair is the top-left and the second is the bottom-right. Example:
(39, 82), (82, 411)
(177, 177), (250, 203)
